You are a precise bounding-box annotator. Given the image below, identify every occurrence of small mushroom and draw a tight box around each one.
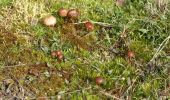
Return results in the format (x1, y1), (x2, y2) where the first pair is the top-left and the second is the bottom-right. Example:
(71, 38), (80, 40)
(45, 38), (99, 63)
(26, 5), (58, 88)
(51, 50), (62, 58)
(95, 76), (104, 85)
(58, 8), (68, 17)
(55, 50), (62, 56)
(67, 9), (79, 19)
(127, 51), (135, 58)
(85, 21), (94, 31)
(43, 15), (56, 27)
(58, 54), (63, 60)
(51, 51), (57, 58)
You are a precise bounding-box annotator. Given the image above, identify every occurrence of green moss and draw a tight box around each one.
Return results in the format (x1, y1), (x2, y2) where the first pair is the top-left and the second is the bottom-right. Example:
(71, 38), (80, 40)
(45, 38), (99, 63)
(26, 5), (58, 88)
(0, 0), (169, 99)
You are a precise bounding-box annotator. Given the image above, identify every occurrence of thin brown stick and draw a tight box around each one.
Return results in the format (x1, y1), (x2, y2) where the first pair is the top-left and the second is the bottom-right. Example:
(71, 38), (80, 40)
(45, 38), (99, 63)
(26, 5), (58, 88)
(1, 63), (28, 68)
(73, 21), (114, 27)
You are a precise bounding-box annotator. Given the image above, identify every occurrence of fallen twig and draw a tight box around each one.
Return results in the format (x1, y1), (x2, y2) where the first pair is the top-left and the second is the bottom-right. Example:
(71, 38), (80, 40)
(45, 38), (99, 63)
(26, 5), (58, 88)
(92, 21), (114, 27)
(73, 21), (114, 27)
(1, 62), (47, 68)
(1, 63), (29, 68)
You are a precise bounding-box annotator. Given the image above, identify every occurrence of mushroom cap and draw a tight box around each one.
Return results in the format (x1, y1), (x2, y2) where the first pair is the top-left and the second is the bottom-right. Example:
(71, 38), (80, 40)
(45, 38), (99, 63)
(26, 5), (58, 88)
(58, 8), (68, 17)
(95, 76), (104, 85)
(128, 51), (135, 58)
(85, 21), (94, 31)
(43, 15), (56, 26)
(67, 9), (79, 18)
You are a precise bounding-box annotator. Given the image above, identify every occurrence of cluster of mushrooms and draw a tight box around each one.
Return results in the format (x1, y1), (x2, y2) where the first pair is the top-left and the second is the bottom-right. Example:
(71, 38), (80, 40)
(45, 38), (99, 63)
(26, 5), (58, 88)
(43, 8), (106, 85)
(43, 8), (95, 62)
(43, 8), (94, 31)
(43, 7), (135, 85)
